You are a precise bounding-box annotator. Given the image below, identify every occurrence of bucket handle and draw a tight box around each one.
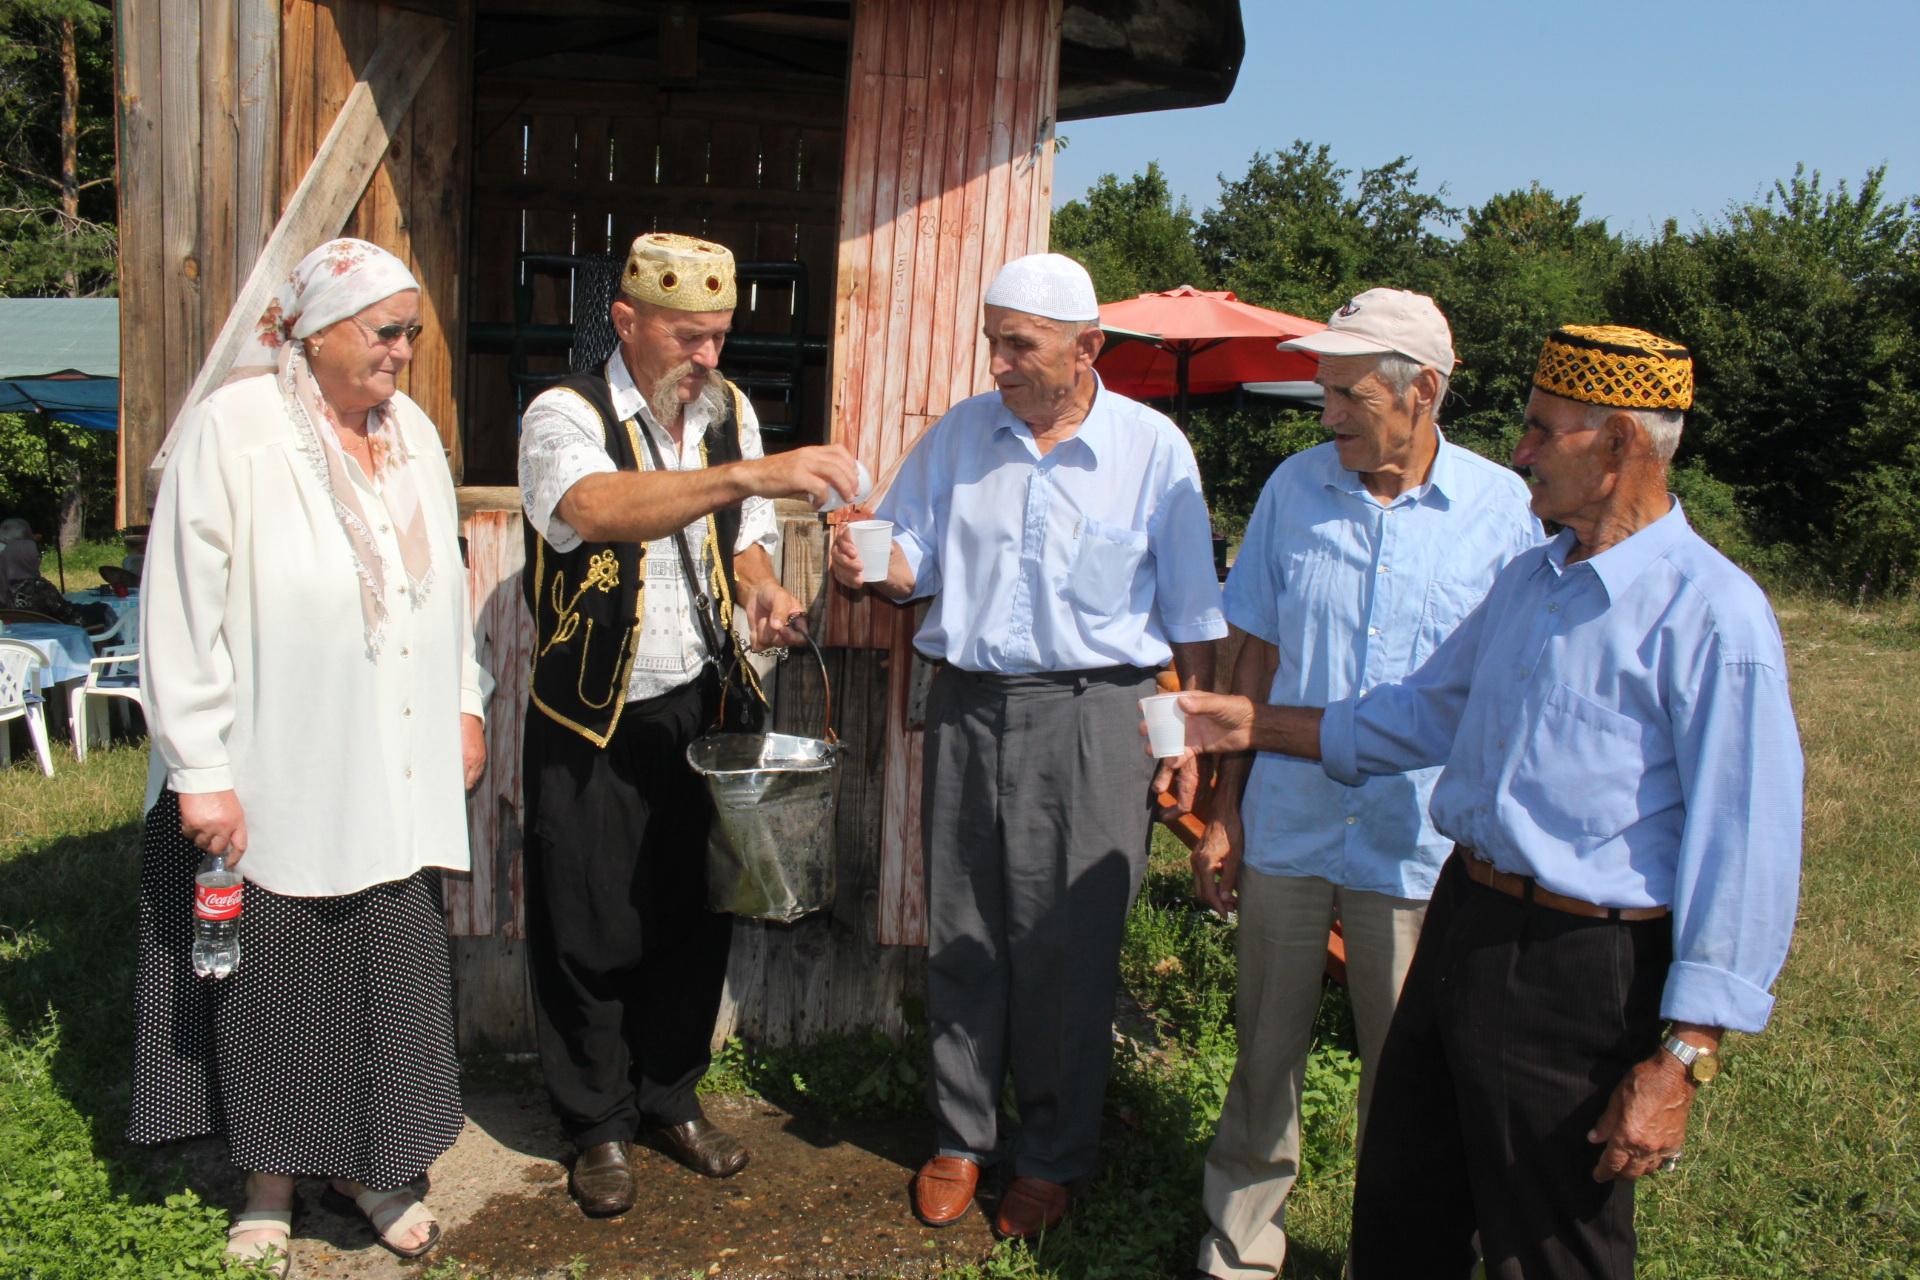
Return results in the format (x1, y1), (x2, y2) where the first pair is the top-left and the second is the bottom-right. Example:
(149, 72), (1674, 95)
(787, 611), (837, 745)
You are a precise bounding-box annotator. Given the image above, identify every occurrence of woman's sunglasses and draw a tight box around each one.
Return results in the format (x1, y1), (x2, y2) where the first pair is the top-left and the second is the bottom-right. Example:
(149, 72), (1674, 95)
(353, 317), (425, 345)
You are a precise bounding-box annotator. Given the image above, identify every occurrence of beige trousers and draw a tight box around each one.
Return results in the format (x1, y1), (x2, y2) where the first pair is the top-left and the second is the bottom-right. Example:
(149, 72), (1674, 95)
(1195, 868), (1428, 1280)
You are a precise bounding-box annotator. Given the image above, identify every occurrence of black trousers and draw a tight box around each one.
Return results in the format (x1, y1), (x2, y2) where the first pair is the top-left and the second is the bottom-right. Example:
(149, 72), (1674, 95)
(522, 674), (734, 1150)
(1350, 852), (1672, 1280)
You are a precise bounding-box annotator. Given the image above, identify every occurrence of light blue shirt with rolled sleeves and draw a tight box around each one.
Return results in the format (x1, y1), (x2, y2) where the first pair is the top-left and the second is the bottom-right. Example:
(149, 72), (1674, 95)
(1226, 438), (1542, 898)
(875, 379), (1227, 673)
(1319, 502), (1804, 1032)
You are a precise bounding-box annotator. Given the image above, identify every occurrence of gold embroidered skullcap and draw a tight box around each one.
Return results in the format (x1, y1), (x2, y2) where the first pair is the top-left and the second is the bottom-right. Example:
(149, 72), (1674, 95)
(1533, 325), (1693, 411)
(621, 232), (736, 311)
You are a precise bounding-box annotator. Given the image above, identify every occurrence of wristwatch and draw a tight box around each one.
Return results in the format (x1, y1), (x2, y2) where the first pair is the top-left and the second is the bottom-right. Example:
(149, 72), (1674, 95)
(1660, 1033), (1721, 1084)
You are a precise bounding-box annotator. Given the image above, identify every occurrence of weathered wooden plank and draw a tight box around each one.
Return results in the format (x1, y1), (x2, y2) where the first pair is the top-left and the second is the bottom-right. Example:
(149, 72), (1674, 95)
(878, 609), (928, 946)
(971, 59), (1017, 392)
(158, 0), (203, 433)
(460, 102), (528, 483)
(116, 0), (166, 521)
(402, 0), (469, 466)
(874, 71), (924, 482)
(470, 175), (839, 219)
(476, 81), (846, 131)
(148, 9), (454, 481)
(905, 0), (958, 420)
(922, 0), (978, 423)
(458, 508), (534, 937)
(449, 936), (536, 1052)
(945, 0), (999, 410)
(278, 0), (318, 209)
(198, 0), (238, 347)
(234, 0), (281, 277)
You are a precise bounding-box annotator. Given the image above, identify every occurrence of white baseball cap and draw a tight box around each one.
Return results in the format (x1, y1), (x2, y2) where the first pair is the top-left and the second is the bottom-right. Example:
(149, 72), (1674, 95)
(1279, 287), (1456, 374)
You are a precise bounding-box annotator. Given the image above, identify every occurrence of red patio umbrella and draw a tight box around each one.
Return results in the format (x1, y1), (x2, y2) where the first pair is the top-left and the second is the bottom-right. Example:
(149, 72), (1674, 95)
(1096, 285), (1326, 427)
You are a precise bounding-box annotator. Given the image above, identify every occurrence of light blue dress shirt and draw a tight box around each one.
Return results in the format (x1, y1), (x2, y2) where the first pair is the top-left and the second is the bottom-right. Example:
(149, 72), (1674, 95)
(1226, 439), (1541, 897)
(1320, 502), (1804, 1032)
(876, 378), (1226, 672)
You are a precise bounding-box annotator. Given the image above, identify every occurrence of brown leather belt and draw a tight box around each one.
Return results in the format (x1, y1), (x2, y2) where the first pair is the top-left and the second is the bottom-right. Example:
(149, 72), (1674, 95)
(1458, 847), (1669, 922)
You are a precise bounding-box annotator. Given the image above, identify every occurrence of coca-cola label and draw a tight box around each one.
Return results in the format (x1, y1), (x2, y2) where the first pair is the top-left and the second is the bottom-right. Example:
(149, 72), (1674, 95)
(195, 880), (244, 921)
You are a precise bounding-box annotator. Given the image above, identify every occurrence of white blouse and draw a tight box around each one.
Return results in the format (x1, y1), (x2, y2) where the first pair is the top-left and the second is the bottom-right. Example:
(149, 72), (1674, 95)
(141, 375), (486, 897)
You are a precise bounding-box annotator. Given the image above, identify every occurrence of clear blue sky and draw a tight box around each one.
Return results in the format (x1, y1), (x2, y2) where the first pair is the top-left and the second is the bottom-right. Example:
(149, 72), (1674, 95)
(1053, 0), (1920, 238)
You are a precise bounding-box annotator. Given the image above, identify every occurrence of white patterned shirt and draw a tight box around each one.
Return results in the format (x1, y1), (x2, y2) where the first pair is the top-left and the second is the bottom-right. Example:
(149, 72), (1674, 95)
(519, 354), (778, 702)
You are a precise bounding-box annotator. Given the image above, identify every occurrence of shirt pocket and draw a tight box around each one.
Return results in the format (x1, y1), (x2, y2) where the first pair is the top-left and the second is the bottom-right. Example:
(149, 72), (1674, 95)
(1512, 682), (1649, 843)
(1062, 518), (1149, 617)
(1415, 578), (1487, 666)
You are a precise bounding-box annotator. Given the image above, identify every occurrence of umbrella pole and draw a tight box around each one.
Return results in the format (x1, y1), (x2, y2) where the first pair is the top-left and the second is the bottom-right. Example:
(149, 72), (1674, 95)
(1175, 348), (1191, 430)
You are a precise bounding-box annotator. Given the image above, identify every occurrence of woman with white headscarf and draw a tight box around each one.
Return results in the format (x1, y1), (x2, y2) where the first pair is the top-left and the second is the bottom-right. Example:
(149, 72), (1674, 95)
(128, 239), (486, 1274)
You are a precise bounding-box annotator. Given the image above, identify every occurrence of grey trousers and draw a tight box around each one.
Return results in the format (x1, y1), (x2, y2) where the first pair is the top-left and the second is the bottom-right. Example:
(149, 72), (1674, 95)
(923, 663), (1158, 1184)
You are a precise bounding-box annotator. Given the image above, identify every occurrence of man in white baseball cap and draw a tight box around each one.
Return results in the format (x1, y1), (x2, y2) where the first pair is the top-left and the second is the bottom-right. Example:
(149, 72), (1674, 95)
(1186, 287), (1540, 1280)
(829, 251), (1226, 1241)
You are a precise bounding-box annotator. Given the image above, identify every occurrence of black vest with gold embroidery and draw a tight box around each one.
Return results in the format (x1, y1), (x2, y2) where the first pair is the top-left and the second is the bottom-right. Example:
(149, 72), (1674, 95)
(523, 372), (754, 747)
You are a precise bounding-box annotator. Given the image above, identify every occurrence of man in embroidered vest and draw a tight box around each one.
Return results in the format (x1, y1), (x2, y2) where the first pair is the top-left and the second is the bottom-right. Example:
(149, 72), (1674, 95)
(518, 232), (861, 1218)
(828, 252), (1227, 1241)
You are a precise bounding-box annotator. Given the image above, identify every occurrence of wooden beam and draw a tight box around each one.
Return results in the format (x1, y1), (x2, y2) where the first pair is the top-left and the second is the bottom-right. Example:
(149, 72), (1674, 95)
(146, 9), (453, 483)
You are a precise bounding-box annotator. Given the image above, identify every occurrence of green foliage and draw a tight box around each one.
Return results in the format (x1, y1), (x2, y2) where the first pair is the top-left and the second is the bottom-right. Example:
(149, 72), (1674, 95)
(0, 0), (117, 298)
(1607, 166), (1920, 592)
(1049, 163), (1207, 302)
(1437, 185), (1619, 453)
(0, 412), (118, 539)
(701, 1028), (929, 1120)
(1195, 141), (1457, 318)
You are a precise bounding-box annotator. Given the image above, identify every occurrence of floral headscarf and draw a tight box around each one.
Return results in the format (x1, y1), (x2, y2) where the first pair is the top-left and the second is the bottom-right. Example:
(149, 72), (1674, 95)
(243, 238), (434, 658)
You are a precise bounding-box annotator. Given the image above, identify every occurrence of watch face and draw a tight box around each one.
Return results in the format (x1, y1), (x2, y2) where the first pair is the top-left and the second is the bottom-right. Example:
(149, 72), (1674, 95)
(1691, 1053), (1721, 1084)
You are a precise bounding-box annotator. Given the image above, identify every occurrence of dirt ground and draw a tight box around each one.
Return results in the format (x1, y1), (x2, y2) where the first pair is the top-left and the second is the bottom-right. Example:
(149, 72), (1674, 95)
(168, 1091), (1001, 1279)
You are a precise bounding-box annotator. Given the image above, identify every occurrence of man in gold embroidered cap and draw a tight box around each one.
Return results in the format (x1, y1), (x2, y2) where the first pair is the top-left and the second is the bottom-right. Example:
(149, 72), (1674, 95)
(517, 233), (861, 1217)
(1169, 325), (1804, 1278)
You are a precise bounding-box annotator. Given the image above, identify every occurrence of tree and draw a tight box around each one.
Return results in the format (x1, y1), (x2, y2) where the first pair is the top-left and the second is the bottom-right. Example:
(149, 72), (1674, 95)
(1195, 141), (1457, 319)
(1049, 162), (1208, 301)
(1437, 184), (1620, 455)
(0, 0), (116, 298)
(1607, 166), (1920, 591)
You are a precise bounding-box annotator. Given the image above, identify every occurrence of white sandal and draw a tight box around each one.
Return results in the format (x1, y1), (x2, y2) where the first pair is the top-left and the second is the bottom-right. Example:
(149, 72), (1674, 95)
(326, 1182), (440, 1259)
(225, 1208), (292, 1278)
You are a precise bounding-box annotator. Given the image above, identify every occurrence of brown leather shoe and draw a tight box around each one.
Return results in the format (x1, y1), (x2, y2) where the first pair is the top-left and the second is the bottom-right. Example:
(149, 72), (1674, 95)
(653, 1118), (750, 1178)
(993, 1176), (1070, 1240)
(912, 1155), (980, 1227)
(569, 1140), (634, 1217)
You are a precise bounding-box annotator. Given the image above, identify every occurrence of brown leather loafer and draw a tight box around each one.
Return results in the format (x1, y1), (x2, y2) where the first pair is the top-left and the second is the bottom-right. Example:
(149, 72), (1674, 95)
(993, 1175), (1070, 1240)
(569, 1140), (634, 1217)
(654, 1118), (751, 1179)
(911, 1155), (981, 1227)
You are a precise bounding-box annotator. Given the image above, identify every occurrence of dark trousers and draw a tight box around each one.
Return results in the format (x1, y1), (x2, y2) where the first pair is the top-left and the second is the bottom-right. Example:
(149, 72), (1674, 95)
(1350, 852), (1672, 1280)
(522, 674), (733, 1150)
(922, 664), (1157, 1184)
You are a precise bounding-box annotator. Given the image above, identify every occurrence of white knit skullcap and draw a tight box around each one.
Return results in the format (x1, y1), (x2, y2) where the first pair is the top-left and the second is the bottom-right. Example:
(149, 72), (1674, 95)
(983, 252), (1100, 323)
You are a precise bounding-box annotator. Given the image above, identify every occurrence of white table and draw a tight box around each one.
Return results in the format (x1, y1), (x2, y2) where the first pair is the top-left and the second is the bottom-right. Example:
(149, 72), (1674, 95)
(1, 622), (93, 689)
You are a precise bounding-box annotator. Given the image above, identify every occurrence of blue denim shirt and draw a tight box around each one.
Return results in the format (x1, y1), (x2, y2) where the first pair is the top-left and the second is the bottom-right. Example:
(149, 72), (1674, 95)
(1321, 502), (1804, 1031)
(877, 378), (1226, 672)
(1226, 439), (1542, 897)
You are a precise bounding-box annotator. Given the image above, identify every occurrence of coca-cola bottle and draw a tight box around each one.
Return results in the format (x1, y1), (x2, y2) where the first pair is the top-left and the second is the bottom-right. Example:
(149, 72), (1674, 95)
(192, 853), (243, 979)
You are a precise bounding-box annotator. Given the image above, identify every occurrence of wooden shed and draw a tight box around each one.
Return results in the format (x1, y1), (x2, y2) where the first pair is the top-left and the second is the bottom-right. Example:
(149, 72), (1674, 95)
(115, 0), (1244, 1051)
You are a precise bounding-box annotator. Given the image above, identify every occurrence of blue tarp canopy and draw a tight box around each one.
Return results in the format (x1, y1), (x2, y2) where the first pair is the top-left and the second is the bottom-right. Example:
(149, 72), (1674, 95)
(0, 298), (119, 430)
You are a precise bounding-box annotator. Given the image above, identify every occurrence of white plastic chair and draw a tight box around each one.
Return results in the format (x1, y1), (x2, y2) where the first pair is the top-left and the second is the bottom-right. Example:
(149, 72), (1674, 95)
(0, 636), (55, 776)
(69, 643), (143, 763)
(87, 599), (139, 650)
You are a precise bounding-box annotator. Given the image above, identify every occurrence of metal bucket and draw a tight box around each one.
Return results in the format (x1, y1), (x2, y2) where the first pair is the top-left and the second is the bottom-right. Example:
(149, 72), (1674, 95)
(686, 626), (838, 923)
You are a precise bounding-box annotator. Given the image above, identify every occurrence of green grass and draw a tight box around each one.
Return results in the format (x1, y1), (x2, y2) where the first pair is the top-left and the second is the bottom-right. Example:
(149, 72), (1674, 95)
(1, 592), (1917, 1277)
(37, 535), (128, 594)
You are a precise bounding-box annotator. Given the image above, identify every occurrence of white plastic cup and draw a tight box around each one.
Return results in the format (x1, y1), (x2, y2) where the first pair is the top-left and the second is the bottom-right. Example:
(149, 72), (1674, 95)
(1140, 692), (1187, 758)
(849, 519), (894, 583)
(817, 459), (874, 514)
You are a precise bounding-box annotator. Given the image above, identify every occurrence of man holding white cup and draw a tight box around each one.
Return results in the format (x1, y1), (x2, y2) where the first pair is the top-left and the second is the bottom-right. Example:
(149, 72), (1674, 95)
(829, 252), (1224, 1241)
(1187, 289), (1540, 1280)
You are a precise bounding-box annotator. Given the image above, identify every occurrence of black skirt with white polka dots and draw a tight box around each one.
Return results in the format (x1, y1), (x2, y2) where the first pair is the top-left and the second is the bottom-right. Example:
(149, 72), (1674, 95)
(127, 789), (464, 1191)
